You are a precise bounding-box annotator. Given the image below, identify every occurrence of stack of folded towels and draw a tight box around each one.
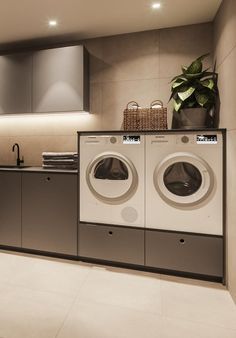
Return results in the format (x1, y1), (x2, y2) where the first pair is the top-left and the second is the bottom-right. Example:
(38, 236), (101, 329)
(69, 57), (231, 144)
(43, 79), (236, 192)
(42, 152), (78, 170)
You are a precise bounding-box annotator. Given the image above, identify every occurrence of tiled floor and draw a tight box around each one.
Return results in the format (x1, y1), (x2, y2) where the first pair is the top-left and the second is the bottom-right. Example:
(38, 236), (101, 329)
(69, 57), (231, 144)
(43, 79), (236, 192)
(0, 250), (236, 338)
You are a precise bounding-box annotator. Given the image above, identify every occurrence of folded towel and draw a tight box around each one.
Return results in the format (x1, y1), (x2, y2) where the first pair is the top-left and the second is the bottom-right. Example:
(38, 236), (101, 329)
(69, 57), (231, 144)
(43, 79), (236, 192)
(43, 159), (78, 165)
(42, 164), (78, 170)
(42, 152), (78, 157)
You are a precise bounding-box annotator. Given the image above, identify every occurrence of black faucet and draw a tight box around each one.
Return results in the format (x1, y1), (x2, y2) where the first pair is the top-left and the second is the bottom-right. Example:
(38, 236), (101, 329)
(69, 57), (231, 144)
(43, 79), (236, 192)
(12, 143), (24, 166)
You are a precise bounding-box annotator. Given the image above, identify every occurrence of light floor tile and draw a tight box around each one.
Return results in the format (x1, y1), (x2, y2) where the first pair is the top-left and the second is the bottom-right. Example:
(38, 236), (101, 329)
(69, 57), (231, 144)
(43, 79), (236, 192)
(0, 251), (236, 338)
(161, 316), (236, 338)
(0, 282), (74, 338)
(76, 266), (162, 314)
(161, 275), (236, 330)
(57, 299), (162, 338)
(3, 252), (91, 296)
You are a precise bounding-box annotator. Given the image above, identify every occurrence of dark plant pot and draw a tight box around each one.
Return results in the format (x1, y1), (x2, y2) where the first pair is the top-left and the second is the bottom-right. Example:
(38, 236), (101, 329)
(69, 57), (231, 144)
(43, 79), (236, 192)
(178, 108), (208, 129)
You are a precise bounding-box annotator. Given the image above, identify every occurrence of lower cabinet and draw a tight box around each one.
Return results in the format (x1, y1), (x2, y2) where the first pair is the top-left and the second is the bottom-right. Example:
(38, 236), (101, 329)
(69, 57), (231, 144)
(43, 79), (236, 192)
(145, 229), (223, 277)
(0, 172), (21, 247)
(79, 223), (145, 265)
(22, 172), (77, 255)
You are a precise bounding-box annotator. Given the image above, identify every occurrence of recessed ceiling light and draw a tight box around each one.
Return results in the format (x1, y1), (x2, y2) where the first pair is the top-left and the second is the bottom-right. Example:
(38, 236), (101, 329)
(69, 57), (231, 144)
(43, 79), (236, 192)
(152, 3), (161, 9)
(48, 20), (58, 27)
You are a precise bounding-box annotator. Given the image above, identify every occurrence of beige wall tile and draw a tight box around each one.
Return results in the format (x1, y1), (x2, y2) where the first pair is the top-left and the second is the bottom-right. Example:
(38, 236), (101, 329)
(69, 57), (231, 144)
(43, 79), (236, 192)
(226, 130), (236, 303)
(159, 23), (213, 78)
(215, 0), (236, 305)
(217, 46), (236, 129)
(214, 0), (236, 68)
(0, 112), (100, 137)
(0, 23), (213, 163)
(101, 78), (160, 130)
(0, 135), (77, 166)
(83, 38), (104, 84)
(101, 30), (159, 82)
(158, 77), (173, 128)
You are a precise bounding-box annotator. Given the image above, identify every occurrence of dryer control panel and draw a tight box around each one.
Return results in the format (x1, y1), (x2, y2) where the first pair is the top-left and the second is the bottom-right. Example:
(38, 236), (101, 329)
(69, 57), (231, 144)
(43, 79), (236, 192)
(196, 134), (217, 144)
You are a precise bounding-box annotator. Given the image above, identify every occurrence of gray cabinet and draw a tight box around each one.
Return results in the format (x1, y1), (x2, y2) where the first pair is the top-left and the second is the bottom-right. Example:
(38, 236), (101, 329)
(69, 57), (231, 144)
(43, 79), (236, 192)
(0, 52), (32, 114)
(145, 230), (223, 277)
(79, 223), (144, 265)
(0, 172), (21, 247)
(22, 172), (77, 255)
(32, 45), (89, 113)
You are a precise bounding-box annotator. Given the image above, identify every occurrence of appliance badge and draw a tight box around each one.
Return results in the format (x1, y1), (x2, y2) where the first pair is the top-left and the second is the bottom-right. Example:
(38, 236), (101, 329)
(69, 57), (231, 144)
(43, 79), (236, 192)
(123, 135), (141, 144)
(196, 135), (217, 144)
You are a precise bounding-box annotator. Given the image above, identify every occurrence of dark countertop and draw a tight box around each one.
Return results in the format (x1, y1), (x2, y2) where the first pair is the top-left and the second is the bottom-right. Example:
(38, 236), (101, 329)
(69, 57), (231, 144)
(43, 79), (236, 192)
(78, 128), (226, 135)
(0, 166), (78, 174)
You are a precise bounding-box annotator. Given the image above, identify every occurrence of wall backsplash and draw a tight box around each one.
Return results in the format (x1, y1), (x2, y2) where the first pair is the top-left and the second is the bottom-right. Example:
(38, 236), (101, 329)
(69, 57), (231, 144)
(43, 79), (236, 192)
(214, 0), (236, 303)
(0, 22), (213, 165)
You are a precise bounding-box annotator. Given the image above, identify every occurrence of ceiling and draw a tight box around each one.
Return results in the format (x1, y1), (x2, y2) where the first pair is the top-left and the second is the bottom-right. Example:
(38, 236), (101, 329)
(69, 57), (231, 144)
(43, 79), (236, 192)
(0, 0), (222, 46)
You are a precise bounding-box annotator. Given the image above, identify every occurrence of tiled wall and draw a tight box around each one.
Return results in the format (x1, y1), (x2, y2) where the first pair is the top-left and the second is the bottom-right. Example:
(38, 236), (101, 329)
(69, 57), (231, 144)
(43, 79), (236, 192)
(214, 0), (236, 303)
(0, 22), (213, 165)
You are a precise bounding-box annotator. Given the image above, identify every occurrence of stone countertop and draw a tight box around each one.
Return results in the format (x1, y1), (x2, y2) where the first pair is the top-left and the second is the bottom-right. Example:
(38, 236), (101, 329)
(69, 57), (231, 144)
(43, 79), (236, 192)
(0, 166), (78, 174)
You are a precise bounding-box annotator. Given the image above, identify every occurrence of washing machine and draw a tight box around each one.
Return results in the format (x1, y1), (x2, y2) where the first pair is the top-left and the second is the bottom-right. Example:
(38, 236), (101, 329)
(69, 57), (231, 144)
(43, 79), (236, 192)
(146, 131), (223, 235)
(79, 133), (145, 227)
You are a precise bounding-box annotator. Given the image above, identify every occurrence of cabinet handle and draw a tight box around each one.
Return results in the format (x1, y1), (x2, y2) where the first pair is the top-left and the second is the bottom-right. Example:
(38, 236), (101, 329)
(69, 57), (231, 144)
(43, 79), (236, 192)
(108, 231), (113, 236)
(179, 238), (185, 244)
(46, 177), (51, 182)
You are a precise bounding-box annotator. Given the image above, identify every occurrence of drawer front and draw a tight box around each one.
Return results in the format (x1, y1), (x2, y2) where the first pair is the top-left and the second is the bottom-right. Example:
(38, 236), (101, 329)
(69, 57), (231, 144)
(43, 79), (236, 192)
(22, 172), (77, 255)
(79, 223), (144, 265)
(146, 230), (223, 277)
(0, 172), (21, 247)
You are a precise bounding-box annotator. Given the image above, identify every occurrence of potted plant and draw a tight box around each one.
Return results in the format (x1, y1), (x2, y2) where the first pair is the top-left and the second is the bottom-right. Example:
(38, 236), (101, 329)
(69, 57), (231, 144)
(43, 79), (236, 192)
(169, 54), (219, 129)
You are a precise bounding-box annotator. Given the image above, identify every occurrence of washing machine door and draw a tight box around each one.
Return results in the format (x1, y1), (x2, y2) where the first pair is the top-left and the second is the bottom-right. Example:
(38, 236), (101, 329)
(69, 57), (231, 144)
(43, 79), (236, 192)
(86, 152), (138, 204)
(153, 152), (214, 207)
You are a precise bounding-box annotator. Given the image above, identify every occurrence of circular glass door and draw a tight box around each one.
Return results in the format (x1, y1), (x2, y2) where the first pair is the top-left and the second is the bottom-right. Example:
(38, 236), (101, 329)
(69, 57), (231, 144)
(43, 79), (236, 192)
(86, 152), (138, 204)
(153, 152), (214, 207)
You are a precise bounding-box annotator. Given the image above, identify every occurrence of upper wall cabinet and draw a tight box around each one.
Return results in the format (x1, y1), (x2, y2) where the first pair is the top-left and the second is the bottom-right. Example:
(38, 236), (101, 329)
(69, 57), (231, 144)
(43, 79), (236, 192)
(32, 45), (89, 113)
(0, 52), (32, 114)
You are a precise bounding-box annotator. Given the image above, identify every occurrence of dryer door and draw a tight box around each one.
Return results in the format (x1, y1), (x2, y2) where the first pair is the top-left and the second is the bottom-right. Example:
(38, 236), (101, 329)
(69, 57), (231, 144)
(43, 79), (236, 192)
(86, 152), (138, 204)
(153, 152), (214, 207)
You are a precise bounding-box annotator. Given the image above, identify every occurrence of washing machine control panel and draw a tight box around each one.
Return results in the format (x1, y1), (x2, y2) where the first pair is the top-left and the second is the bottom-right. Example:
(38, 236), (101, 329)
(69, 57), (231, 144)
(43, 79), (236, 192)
(196, 134), (217, 144)
(123, 135), (141, 144)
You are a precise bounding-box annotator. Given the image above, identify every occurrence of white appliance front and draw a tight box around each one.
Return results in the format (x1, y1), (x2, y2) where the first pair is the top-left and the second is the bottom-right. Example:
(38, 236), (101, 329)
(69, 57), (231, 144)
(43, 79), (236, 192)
(80, 134), (145, 227)
(146, 132), (223, 235)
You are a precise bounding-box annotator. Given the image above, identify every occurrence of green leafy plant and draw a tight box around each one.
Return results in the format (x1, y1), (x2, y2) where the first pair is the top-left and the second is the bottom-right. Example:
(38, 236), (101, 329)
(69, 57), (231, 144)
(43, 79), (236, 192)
(169, 54), (219, 113)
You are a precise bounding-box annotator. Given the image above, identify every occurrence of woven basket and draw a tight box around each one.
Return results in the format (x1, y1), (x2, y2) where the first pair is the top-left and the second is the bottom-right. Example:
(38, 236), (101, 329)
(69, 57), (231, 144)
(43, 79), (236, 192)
(123, 100), (168, 131)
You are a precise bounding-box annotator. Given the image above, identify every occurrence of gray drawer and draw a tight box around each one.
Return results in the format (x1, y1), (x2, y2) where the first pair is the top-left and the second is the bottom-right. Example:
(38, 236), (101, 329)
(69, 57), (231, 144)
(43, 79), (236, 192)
(79, 223), (144, 265)
(145, 230), (223, 277)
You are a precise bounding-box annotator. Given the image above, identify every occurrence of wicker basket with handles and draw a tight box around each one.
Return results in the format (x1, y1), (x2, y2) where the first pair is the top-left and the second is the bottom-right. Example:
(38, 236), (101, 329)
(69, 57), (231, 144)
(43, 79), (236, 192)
(123, 100), (168, 131)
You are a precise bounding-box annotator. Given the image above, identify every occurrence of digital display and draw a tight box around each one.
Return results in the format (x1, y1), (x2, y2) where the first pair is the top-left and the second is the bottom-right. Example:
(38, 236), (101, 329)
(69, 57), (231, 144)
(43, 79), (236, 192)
(196, 135), (217, 144)
(123, 135), (141, 144)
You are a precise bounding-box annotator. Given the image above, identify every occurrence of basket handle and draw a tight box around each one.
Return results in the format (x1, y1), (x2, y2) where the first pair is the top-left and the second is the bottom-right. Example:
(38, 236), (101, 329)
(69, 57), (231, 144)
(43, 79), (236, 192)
(126, 101), (140, 110)
(150, 100), (163, 108)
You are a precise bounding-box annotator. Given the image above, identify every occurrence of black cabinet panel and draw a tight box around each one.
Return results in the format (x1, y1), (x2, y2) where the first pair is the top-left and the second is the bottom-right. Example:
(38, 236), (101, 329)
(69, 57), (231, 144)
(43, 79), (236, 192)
(146, 230), (223, 277)
(79, 223), (144, 265)
(22, 172), (77, 255)
(0, 172), (21, 247)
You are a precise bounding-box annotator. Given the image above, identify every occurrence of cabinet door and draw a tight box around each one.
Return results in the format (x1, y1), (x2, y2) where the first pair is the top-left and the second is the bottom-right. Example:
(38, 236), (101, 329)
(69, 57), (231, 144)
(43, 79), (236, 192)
(146, 230), (223, 277)
(0, 52), (32, 114)
(79, 223), (144, 265)
(0, 172), (21, 247)
(32, 45), (89, 113)
(22, 173), (77, 255)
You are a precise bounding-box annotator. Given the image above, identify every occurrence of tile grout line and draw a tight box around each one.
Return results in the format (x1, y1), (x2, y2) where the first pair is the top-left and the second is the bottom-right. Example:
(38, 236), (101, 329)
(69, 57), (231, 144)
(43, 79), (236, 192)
(216, 42), (236, 71)
(54, 267), (93, 338)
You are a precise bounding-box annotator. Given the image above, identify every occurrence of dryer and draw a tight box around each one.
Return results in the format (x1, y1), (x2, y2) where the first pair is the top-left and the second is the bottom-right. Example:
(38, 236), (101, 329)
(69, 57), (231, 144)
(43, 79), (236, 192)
(146, 131), (223, 235)
(79, 133), (145, 227)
